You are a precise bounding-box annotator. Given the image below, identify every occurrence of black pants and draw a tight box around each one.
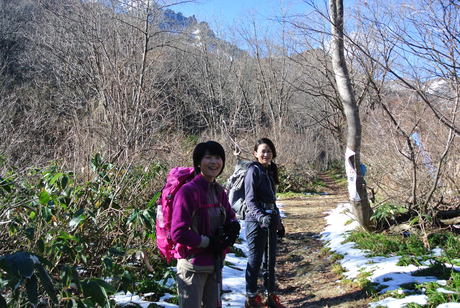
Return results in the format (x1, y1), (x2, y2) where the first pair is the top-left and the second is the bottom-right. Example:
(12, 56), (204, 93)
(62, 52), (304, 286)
(245, 220), (277, 296)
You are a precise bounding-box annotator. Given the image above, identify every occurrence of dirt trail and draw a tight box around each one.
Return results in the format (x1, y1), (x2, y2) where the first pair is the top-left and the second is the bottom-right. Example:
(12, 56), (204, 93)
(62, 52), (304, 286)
(274, 175), (370, 307)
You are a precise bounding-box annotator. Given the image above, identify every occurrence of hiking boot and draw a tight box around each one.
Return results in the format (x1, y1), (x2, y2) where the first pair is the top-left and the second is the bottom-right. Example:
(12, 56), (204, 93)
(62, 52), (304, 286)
(266, 293), (286, 308)
(245, 294), (264, 308)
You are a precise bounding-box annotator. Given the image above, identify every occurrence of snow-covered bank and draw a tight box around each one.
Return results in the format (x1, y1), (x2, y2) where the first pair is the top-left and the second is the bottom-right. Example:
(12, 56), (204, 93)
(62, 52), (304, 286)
(322, 202), (459, 308)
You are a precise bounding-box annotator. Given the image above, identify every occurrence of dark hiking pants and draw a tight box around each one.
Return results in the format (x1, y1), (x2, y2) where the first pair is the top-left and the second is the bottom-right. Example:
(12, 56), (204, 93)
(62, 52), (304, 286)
(245, 220), (277, 296)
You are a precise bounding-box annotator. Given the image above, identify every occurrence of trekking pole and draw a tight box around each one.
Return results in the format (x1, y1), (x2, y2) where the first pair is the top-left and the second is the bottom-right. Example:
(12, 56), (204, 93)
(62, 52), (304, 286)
(263, 235), (269, 291)
(265, 209), (274, 297)
(216, 254), (223, 307)
(216, 226), (224, 307)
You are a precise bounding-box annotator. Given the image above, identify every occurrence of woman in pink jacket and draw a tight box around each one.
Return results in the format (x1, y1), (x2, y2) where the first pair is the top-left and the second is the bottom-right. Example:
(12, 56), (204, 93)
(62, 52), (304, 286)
(171, 141), (240, 308)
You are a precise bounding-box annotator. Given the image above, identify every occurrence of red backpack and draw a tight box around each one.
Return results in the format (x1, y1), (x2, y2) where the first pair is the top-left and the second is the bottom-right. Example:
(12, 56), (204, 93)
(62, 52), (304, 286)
(156, 167), (195, 262)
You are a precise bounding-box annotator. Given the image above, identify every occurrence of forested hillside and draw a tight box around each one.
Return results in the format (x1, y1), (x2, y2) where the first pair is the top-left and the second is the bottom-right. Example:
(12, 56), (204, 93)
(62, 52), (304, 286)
(0, 0), (458, 306)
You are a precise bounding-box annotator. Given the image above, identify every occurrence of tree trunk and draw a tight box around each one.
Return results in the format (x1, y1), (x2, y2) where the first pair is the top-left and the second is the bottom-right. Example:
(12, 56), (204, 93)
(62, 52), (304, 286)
(329, 0), (373, 229)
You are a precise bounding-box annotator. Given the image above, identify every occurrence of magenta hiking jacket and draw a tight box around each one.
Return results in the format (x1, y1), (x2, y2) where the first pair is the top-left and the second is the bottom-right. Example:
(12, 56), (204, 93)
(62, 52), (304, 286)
(171, 174), (236, 266)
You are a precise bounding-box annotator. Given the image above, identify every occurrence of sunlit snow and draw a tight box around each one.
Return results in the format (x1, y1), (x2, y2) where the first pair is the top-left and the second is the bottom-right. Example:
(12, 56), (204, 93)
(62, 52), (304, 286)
(114, 202), (458, 307)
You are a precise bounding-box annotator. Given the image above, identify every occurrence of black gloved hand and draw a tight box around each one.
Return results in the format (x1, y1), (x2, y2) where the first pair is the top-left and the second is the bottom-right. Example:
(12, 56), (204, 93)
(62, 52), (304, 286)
(259, 215), (273, 229)
(277, 222), (285, 238)
(208, 234), (225, 254)
(223, 220), (241, 247)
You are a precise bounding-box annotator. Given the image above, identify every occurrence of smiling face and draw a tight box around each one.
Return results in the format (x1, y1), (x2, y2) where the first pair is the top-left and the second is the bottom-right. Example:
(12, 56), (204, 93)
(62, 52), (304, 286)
(199, 152), (223, 182)
(254, 143), (273, 167)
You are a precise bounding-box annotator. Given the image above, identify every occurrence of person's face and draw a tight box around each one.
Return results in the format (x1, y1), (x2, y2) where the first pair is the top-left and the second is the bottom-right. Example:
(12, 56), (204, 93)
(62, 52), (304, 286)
(254, 143), (273, 167)
(199, 152), (223, 182)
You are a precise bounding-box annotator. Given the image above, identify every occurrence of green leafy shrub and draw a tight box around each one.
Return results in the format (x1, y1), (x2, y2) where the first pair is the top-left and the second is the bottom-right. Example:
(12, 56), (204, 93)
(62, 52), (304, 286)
(345, 231), (428, 257)
(0, 252), (57, 307)
(345, 232), (401, 256)
(397, 255), (425, 266)
(370, 203), (408, 227)
(428, 232), (460, 259)
(412, 260), (455, 280)
(0, 154), (173, 306)
(423, 275), (460, 306)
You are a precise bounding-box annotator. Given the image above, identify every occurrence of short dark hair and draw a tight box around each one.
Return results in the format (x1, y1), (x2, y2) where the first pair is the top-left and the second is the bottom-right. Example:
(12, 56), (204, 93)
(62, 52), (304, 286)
(254, 138), (277, 159)
(193, 141), (226, 176)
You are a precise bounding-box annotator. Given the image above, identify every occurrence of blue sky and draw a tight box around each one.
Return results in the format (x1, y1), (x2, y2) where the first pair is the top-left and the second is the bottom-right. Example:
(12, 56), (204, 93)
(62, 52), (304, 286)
(171, 0), (317, 31)
(170, 0), (357, 42)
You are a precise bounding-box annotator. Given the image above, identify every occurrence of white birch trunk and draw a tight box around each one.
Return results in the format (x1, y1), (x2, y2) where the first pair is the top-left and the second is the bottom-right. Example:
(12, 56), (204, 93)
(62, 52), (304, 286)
(329, 0), (373, 229)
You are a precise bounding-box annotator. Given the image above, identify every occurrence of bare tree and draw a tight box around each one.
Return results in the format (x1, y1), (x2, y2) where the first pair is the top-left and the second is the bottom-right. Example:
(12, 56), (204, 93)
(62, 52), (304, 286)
(0, 0), (349, 181)
(351, 0), (460, 135)
(329, 0), (372, 229)
(349, 0), (460, 226)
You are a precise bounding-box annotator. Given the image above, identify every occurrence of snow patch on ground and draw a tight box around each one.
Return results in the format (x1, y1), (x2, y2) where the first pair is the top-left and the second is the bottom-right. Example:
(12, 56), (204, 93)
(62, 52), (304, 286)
(114, 201), (459, 307)
(322, 202), (458, 308)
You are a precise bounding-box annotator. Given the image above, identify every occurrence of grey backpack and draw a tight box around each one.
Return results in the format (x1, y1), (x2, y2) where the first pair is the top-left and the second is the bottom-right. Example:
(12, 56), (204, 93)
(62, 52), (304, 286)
(225, 159), (252, 220)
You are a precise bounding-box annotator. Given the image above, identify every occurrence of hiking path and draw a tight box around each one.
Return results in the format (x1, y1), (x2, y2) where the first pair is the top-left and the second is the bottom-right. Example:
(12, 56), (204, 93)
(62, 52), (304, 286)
(275, 173), (370, 307)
